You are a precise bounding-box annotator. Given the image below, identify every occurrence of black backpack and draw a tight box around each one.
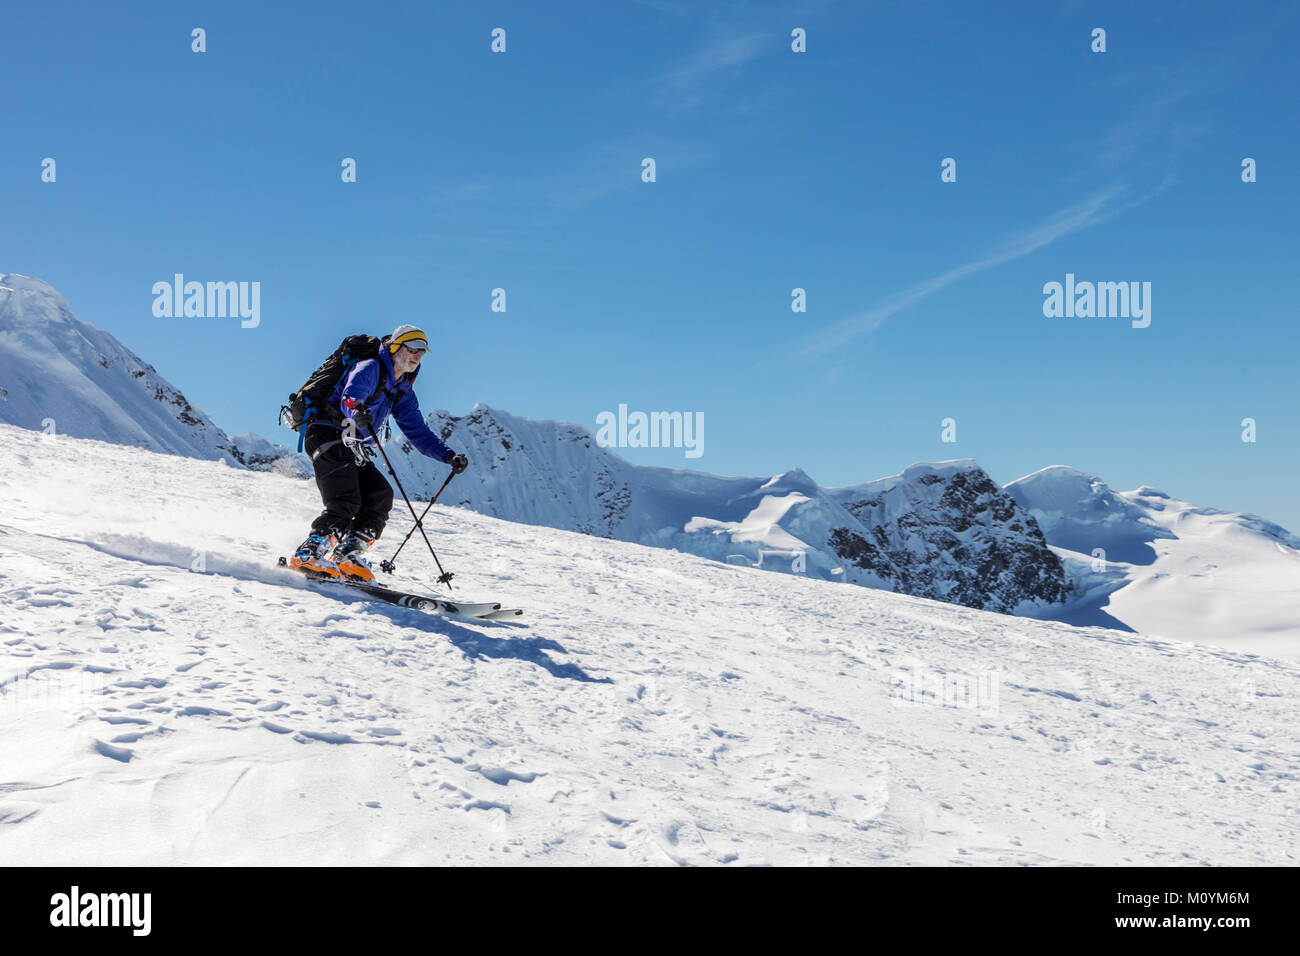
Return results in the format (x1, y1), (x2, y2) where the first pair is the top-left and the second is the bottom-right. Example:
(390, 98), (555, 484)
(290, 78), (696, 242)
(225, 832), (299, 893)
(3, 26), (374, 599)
(280, 334), (390, 437)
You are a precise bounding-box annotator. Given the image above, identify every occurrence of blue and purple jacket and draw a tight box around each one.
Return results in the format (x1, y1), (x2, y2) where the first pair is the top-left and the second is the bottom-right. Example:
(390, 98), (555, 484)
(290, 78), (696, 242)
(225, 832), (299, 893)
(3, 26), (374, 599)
(324, 347), (453, 463)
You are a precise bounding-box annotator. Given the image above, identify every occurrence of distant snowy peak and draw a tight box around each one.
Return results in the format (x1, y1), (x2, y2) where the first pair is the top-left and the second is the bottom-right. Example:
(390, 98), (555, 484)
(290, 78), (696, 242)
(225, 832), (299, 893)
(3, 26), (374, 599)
(825, 461), (1070, 613)
(0, 273), (234, 460)
(1116, 484), (1300, 551)
(412, 403), (634, 538)
(1005, 464), (1300, 560)
(227, 432), (312, 478)
(1005, 467), (1300, 650)
(0, 272), (299, 474)
(757, 467), (820, 494)
(1003, 465), (1175, 564)
(829, 458), (983, 499)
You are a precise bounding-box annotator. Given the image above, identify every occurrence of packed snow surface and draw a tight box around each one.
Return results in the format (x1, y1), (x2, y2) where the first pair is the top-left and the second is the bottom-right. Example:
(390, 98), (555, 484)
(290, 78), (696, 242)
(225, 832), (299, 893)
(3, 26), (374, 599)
(1, 426), (1297, 865)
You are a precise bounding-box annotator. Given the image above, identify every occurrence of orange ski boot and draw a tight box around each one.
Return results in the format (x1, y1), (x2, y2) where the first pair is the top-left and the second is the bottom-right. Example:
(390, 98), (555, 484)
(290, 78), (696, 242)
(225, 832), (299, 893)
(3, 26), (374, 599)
(288, 533), (341, 578)
(332, 533), (377, 582)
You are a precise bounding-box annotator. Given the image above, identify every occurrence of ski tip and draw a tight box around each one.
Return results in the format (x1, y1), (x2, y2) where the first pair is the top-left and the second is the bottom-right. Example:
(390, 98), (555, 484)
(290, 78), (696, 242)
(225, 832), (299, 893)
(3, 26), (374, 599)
(277, 556), (287, 567)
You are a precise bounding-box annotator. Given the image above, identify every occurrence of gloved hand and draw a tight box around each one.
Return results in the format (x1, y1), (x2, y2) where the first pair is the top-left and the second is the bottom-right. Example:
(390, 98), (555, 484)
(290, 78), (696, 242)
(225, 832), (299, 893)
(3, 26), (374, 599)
(349, 404), (374, 434)
(449, 452), (468, 475)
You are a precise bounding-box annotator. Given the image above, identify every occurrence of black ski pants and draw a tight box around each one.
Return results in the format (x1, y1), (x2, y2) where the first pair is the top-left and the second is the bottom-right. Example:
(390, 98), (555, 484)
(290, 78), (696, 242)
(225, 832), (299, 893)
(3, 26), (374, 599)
(304, 425), (394, 540)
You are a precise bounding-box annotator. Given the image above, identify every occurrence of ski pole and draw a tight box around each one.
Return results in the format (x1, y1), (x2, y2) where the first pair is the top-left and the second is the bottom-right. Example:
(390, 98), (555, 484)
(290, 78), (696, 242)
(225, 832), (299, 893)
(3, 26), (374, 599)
(365, 425), (455, 589)
(379, 470), (455, 574)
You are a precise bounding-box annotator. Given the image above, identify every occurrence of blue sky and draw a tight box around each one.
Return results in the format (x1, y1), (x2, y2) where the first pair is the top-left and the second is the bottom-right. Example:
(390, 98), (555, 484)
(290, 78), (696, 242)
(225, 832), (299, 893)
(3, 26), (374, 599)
(3, 0), (1298, 528)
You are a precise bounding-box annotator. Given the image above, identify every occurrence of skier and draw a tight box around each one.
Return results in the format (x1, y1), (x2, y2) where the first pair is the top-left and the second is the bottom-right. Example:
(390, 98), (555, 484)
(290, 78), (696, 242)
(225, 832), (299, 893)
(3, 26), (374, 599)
(290, 324), (468, 580)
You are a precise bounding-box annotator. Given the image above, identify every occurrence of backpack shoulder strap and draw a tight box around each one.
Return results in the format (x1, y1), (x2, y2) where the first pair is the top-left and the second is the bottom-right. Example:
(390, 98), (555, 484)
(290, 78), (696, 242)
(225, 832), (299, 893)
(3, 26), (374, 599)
(360, 342), (392, 407)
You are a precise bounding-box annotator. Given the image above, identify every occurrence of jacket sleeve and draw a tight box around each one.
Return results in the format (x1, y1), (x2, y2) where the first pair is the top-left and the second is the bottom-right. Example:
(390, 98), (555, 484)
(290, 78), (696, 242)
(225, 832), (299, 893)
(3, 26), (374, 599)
(338, 359), (381, 422)
(392, 386), (454, 462)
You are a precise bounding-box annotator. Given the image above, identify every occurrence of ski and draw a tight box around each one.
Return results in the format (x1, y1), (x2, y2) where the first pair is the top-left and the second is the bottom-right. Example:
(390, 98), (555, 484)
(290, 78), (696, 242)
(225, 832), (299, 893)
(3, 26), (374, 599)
(277, 557), (523, 619)
(482, 607), (525, 621)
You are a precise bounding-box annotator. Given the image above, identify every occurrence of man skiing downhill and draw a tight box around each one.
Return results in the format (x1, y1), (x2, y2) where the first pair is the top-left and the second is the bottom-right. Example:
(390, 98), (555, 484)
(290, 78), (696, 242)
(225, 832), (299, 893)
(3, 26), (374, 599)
(290, 324), (468, 580)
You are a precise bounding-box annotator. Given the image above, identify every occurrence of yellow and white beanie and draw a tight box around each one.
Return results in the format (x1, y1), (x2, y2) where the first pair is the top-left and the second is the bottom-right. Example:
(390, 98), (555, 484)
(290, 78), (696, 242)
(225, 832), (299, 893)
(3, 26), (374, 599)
(388, 324), (428, 353)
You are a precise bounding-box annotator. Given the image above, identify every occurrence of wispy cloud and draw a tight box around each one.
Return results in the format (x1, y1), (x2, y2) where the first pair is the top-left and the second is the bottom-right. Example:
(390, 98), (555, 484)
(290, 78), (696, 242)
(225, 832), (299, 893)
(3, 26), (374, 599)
(796, 180), (1174, 360)
(794, 72), (1206, 361)
(417, 134), (716, 217)
(1082, 80), (1209, 176)
(663, 32), (767, 82)
(647, 33), (768, 111)
(402, 33), (771, 235)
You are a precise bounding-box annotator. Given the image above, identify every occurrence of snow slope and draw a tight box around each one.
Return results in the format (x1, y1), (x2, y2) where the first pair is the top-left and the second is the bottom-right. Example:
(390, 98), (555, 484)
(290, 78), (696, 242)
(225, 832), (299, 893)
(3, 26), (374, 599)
(2, 424), (1296, 866)
(1007, 467), (1300, 660)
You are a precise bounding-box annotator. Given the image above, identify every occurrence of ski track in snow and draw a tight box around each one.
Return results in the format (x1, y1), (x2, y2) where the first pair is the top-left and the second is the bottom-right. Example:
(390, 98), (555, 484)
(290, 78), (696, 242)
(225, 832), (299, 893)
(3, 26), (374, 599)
(0, 424), (1297, 865)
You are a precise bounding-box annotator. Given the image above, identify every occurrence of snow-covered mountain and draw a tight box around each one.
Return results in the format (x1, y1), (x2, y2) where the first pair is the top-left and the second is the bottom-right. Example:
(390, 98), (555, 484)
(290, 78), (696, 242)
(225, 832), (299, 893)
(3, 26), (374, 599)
(0, 273), (303, 474)
(2, 424), (1296, 865)
(387, 405), (1069, 615)
(5, 273), (1293, 650)
(1003, 466), (1179, 565)
(1007, 466), (1300, 658)
(0, 273), (1067, 616)
(226, 431), (311, 478)
(825, 461), (1068, 613)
